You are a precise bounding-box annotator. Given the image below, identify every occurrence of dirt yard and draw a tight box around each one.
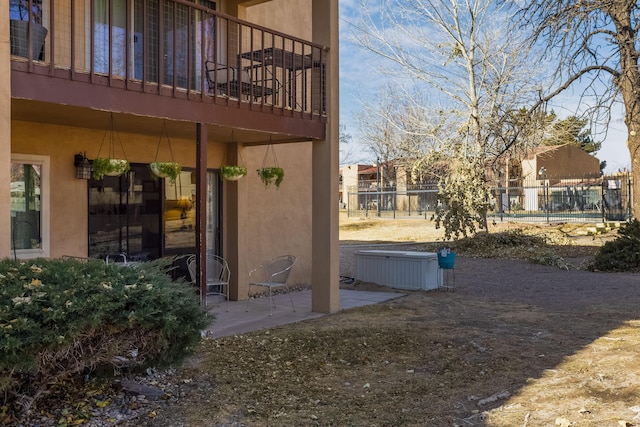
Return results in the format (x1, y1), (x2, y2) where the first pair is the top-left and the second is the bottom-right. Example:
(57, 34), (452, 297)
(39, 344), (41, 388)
(26, 216), (640, 426)
(115, 216), (640, 426)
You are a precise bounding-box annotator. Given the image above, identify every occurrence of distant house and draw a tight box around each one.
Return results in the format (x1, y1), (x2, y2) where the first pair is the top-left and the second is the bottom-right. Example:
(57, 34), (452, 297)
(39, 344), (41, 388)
(521, 144), (601, 183)
(340, 163), (395, 211)
(491, 144), (602, 212)
(343, 144), (603, 215)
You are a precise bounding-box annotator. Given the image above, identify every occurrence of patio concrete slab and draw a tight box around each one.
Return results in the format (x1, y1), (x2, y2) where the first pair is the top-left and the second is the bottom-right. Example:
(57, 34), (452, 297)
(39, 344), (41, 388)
(204, 289), (405, 339)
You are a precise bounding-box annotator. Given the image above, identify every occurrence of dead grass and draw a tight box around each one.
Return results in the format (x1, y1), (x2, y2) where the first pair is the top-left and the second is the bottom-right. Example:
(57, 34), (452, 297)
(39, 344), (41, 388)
(132, 295), (640, 426)
(33, 216), (640, 426)
(113, 216), (640, 427)
(339, 214), (449, 244)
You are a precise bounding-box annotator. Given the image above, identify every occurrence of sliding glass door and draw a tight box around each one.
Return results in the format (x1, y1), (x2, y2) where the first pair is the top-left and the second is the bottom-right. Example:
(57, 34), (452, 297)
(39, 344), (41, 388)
(88, 164), (221, 262)
(92, 0), (217, 87)
(88, 164), (162, 261)
(93, 0), (127, 76)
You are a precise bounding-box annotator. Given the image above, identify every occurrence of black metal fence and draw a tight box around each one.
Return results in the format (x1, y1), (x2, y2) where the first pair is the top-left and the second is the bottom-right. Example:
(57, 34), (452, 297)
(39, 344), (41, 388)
(346, 174), (633, 223)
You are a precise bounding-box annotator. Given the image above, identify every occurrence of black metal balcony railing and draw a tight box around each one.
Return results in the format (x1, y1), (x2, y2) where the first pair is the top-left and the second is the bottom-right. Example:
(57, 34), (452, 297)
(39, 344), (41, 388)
(10, 0), (327, 119)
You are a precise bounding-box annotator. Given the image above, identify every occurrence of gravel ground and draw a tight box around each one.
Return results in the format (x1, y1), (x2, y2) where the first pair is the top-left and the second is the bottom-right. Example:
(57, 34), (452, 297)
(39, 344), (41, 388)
(341, 241), (640, 313)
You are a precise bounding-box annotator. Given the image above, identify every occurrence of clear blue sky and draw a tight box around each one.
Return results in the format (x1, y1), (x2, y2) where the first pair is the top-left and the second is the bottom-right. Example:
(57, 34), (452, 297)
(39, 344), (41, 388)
(338, 1), (631, 173)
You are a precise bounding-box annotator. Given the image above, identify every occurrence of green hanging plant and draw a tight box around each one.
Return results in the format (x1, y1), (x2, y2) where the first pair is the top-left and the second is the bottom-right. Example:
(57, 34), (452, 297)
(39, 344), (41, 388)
(150, 161), (182, 183)
(257, 166), (284, 188)
(92, 158), (130, 180)
(149, 119), (181, 183)
(257, 142), (284, 189)
(220, 165), (247, 181)
(93, 113), (129, 180)
(220, 131), (247, 182)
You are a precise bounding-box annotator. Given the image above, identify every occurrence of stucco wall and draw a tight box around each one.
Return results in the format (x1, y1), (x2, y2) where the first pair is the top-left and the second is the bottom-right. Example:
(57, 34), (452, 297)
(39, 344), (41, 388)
(9, 119), (313, 289)
(9, 120), (223, 258)
(340, 164), (359, 210)
(541, 145), (600, 179)
(522, 144), (601, 185)
(229, 0), (317, 293)
(239, 142), (313, 288)
(241, 0), (312, 40)
(0, 8), (10, 259)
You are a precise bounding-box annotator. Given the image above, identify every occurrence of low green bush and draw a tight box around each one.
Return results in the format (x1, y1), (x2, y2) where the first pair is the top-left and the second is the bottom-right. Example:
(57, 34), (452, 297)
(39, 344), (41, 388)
(589, 220), (640, 272)
(0, 257), (211, 416)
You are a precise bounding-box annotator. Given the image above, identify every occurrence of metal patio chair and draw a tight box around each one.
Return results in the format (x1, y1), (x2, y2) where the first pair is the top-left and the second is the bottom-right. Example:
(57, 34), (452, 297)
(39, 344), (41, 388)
(187, 254), (230, 310)
(246, 255), (297, 316)
(204, 60), (274, 102)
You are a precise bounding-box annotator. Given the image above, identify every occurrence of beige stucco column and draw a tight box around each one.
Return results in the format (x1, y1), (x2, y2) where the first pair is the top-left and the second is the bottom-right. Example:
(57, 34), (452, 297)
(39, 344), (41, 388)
(0, 7), (11, 259)
(311, 0), (340, 313)
(224, 143), (250, 301)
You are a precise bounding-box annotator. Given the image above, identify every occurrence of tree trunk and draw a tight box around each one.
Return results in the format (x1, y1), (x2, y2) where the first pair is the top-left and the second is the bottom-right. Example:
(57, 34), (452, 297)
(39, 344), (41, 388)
(609, 4), (640, 217)
(629, 133), (640, 218)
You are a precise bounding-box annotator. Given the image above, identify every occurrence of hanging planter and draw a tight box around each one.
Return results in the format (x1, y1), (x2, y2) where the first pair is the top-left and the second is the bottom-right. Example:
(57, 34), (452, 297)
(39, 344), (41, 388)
(93, 113), (130, 180)
(150, 161), (181, 182)
(257, 166), (284, 188)
(92, 158), (130, 180)
(220, 165), (247, 181)
(257, 141), (284, 189)
(220, 131), (247, 182)
(149, 119), (181, 183)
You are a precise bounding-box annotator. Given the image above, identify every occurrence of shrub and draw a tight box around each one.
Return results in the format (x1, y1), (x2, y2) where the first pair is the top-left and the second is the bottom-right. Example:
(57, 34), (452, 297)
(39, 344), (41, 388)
(454, 229), (547, 253)
(450, 229), (571, 269)
(0, 257), (211, 416)
(589, 220), (640, 272)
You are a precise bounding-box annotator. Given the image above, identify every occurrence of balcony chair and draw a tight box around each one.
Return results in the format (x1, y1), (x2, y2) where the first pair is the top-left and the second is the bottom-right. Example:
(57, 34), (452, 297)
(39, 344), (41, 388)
(204, 60), (274, 102)
(187, 254), (230, 310)
(246, 255), (297, 316)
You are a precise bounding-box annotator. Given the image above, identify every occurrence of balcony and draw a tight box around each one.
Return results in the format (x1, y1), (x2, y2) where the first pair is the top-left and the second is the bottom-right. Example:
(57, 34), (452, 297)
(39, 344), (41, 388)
(9, 0), (327, 138)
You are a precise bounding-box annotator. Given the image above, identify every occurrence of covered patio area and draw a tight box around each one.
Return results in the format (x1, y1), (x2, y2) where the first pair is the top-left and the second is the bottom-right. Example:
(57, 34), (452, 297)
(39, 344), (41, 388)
(204, 289), (405, 339)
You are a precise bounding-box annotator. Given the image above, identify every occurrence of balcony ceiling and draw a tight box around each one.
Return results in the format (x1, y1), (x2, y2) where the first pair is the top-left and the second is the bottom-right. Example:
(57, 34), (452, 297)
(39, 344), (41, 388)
(11, 99), (311, 145)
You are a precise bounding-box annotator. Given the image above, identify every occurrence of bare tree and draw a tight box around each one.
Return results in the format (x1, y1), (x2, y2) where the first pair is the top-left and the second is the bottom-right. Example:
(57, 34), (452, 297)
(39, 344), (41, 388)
(511, 0), (640, 214)
(354, 85), (404, 166)
(355, 83), (448, 188)
(351, 0), (546, 237)
(339, 125), (360, 165)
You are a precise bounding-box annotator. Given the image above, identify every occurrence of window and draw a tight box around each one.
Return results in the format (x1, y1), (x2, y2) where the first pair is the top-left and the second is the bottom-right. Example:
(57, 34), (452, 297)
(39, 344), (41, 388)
(10, 154), (50, 259)
(9, 0), (43, 24)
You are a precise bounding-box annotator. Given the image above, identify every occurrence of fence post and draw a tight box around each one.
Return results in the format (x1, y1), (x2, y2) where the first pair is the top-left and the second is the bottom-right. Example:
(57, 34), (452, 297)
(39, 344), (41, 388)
(365, 193), (369, 218)
(627, 172), (633, 220)
(393, 193), (396, 219)
(545, 181), (550, 223)
(347, 191), (350, 218)
(601, 179), (606, 222)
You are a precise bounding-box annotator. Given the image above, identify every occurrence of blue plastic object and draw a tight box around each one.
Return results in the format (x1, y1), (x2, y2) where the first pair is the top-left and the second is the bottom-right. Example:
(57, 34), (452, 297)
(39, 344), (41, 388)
(437, 252), (456, 269)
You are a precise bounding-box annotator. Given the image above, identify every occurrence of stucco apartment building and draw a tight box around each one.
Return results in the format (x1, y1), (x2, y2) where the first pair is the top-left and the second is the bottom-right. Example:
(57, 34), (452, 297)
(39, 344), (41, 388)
(341, 144), (602, 214)
(1, 0), (340, 313)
